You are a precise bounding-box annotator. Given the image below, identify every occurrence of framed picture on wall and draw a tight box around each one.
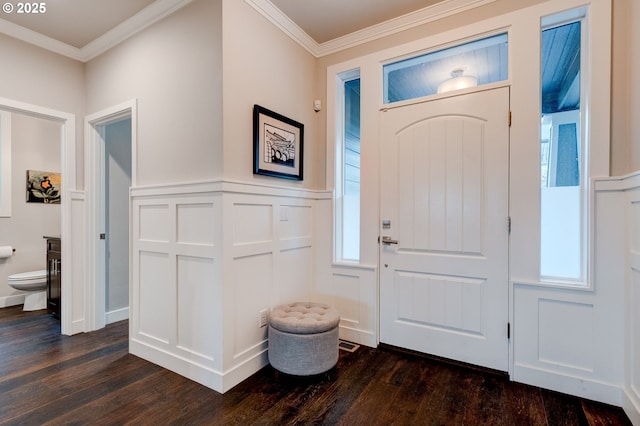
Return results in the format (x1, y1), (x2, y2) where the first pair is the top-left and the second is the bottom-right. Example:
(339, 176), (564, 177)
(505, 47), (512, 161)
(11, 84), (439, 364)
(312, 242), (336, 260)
(253, 104), (304, 180)
(26, 170), (61, 204)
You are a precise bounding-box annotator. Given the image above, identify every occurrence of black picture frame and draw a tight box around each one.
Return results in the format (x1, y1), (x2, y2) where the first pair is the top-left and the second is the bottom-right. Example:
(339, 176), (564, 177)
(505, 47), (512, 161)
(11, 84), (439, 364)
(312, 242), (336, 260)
(253, 104), (304, 180)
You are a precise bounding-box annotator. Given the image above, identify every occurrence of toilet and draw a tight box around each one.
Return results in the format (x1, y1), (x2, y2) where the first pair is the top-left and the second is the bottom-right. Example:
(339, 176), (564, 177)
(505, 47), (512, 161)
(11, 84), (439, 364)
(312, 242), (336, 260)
(8, 270), (48, 311)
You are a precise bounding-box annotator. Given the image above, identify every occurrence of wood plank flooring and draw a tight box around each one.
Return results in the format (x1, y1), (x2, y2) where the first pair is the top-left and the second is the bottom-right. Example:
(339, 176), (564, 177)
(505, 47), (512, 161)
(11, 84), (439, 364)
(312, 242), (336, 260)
(0, 306), (632, 425)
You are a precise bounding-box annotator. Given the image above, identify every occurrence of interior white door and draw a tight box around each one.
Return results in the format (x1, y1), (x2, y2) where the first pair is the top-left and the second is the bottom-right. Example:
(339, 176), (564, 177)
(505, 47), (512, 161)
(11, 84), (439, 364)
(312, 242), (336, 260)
(379, 87), (510, 371)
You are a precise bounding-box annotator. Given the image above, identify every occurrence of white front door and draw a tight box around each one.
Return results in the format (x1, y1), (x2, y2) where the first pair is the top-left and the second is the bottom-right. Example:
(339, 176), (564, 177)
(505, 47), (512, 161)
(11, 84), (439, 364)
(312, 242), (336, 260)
(379, 87), (510, 371)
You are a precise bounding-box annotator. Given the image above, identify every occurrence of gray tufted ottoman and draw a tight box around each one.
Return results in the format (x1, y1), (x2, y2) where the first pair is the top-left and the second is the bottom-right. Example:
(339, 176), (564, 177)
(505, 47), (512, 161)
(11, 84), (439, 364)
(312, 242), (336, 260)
(268, 302), (340, 375)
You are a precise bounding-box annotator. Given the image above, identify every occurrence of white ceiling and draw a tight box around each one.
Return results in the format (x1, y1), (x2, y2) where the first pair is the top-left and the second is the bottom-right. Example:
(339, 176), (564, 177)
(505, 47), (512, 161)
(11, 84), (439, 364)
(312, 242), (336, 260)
(0, 0), (491, 61)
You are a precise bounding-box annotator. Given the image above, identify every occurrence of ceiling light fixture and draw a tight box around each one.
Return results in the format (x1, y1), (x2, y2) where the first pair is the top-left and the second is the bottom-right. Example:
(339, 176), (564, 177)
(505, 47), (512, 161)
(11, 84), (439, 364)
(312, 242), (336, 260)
(437, 68), (478, 94)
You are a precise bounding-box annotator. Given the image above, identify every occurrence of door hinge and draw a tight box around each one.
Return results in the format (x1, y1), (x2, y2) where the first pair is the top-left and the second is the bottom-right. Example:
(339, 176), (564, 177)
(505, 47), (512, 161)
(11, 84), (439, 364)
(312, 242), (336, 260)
(99, 233), (106, 240)
(508, 217), (511, 234)
(507, 322), (511, 339)
(508, 110), (512, 127)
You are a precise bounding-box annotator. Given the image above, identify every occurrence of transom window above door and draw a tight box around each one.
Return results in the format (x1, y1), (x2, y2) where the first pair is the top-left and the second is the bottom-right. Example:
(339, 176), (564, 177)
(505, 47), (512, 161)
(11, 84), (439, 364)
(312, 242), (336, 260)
(383, 33), (508, 104)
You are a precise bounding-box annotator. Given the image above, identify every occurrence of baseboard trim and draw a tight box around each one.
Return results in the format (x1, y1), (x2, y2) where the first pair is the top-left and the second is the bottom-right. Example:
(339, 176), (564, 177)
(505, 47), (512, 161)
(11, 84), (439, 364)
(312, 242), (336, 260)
(106, 307), (129, 324)
(130, 338), (269, 394)
(71, 319), (85, 335)
(513, 363), (623, 406)
(622, 387), (640, 425)
(0, 294), (25, 308)
(339, 325), (376, 348)
(130, 338), (224, 392)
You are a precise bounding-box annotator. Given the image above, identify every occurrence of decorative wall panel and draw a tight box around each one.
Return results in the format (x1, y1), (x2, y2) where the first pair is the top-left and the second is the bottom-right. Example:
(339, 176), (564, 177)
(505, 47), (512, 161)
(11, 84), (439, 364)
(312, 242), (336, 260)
(177, 255), (216, 362)
(139, 204), (170, 242)
(130, 181), (330, 393)
(138, 251), (171, 344)
(177, 203), (215, 245)
(538, 299), (594, 371)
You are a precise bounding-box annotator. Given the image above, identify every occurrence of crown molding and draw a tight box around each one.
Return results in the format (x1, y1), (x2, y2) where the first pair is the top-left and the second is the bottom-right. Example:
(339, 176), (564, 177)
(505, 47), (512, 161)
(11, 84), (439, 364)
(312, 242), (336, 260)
(0, 0), (193, 62)
(245, 0), (497, 58)
(0, 18), (84, 60)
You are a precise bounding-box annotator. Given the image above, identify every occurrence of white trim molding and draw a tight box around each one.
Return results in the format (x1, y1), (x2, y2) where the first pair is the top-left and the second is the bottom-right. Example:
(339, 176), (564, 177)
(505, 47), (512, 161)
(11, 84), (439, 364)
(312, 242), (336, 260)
(85, 100), (137, 333)
(0, 294), (25, 308)
(245, 0), (497, 58)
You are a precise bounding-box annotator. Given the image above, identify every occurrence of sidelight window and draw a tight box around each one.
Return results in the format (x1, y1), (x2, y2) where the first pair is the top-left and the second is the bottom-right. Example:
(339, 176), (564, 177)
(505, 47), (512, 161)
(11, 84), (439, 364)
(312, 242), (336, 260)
(539, 19), (586, 283)
(335, 71), (361, 262)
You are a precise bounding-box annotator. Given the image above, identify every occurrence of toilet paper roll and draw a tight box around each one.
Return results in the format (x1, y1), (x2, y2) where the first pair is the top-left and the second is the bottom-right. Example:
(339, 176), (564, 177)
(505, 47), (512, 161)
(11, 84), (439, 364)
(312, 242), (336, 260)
(0, 246), (13, 259)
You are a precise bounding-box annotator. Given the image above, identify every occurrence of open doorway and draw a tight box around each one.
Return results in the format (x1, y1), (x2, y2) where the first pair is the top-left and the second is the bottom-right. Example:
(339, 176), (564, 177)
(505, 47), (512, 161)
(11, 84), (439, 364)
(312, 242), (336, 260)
(86, 100), (136, 331)
(103, 118), (132, 324)
(0, 97), (76, 335)
(0, 111), (62, 316)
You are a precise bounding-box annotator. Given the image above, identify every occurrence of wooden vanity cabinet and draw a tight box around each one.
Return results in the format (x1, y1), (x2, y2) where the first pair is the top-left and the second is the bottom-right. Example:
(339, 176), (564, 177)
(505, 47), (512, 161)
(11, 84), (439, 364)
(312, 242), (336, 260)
(46, 237), (61, 318)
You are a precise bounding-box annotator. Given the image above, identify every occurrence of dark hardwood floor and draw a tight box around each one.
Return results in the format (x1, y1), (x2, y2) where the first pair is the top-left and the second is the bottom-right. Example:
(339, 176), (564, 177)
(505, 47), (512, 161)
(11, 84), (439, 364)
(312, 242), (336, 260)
(0, 306), (632, 425)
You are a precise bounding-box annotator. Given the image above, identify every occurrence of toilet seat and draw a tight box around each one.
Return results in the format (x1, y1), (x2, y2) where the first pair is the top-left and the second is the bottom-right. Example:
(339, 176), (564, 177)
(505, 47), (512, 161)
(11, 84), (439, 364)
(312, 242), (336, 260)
(8, 269), (47, 284)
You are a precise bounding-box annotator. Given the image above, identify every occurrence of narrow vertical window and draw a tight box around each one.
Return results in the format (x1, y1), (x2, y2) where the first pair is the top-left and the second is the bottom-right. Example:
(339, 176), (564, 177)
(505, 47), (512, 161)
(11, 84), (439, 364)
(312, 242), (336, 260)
(336, 72), (361, 262)
(540, 18), (585, 283)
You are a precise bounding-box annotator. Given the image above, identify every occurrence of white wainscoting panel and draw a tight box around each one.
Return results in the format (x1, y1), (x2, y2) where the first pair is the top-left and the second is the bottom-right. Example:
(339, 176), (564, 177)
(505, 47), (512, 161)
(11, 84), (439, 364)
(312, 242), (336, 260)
(138, 251), (172, 344)
(130, 180), (331, 393)
(222, 192), (321, 391)
(537, 299), (594, 371)
(513, 285), (621, 404)
(513, 181), (628, 406)
(625, 182), (640, 424)
(312, 198), (378, 348)
(177, 255), (216, 362)
(138, 204), (170, 242)
(231, 252), (272, 358)
(326, 266), (377, 347)
(130, 188), (223, 391)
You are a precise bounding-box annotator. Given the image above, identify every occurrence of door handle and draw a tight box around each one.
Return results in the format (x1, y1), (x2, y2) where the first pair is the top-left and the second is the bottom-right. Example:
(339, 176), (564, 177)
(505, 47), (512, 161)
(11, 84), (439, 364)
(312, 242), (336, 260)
(381, 236), (399, 245)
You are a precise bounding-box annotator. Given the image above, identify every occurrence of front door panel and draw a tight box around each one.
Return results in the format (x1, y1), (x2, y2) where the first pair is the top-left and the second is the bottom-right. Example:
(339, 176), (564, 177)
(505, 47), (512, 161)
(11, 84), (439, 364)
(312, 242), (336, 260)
(380, 87), (510, 371)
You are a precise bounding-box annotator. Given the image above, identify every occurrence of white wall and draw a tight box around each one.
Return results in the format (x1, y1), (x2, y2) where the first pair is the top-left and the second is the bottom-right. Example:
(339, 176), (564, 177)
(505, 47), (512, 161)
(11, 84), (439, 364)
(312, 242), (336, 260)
(85, 0), (223, 186)
(0, 113), (61, 303)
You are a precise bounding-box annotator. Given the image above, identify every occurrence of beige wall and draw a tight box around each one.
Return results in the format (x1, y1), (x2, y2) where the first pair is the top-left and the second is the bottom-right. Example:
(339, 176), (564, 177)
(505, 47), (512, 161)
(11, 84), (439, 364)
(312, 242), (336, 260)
(0, 36), (82, 300)
(0, 113), (61, 298)
(626, 0), (640, 172)
(85, 0), (223, 186)
(222, 0), (322, 188)
(0, 35), (84, 115)
(0, 34), (84, 187)
(613, 0), (640, 174)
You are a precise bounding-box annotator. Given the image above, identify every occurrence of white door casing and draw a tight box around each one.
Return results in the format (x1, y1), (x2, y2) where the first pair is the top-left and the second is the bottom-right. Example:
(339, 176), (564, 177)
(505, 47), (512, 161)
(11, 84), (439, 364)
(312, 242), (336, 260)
(379, 87), (510, 371)
(85, 99), (137, 332)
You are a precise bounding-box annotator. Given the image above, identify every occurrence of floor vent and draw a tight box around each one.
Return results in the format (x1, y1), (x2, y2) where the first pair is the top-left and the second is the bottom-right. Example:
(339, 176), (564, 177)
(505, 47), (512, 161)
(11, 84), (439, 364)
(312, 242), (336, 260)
(338, 340), (360, 353)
